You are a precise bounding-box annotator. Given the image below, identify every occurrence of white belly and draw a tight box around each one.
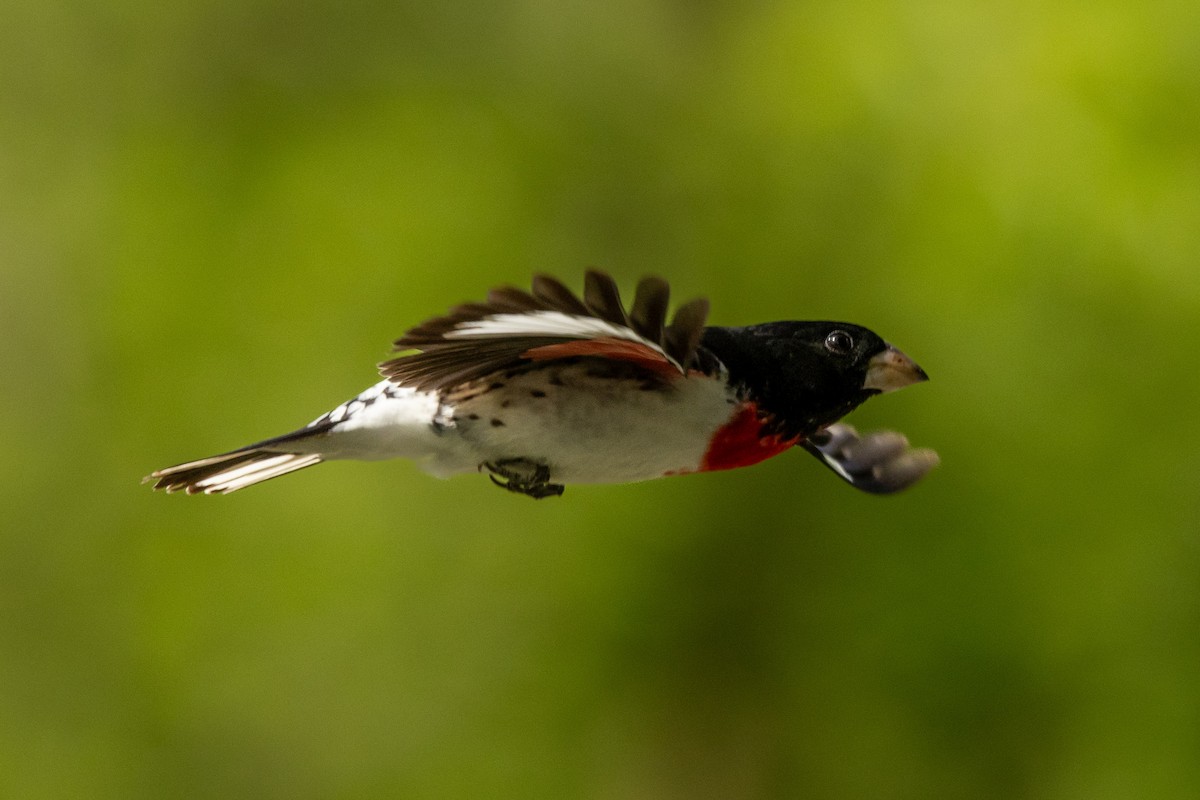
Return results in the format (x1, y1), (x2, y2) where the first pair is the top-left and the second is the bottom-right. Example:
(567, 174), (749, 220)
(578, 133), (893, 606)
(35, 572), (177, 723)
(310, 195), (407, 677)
(449, 364), (739, 484)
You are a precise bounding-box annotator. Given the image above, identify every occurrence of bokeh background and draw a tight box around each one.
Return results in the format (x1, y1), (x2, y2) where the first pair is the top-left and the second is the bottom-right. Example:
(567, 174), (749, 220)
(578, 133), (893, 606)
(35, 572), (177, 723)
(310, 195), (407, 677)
(3, 1), (1198, 797)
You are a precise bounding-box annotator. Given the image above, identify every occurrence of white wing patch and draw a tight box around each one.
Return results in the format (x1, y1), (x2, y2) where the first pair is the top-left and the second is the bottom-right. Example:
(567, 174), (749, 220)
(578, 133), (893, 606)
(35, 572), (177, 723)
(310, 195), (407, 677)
(446, 310), (645, 342)
(444, 311), (680, 368)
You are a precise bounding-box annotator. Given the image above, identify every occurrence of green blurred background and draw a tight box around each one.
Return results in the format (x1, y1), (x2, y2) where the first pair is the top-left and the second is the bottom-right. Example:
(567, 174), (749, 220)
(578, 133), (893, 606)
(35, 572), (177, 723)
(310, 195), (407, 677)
(3, 1), (1198, 797)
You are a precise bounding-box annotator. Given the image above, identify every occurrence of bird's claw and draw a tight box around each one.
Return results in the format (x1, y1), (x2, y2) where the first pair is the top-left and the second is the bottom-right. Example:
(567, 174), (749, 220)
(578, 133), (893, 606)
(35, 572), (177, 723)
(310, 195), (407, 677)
(481, 459), (565, 499)
(803, 423), (939, 494)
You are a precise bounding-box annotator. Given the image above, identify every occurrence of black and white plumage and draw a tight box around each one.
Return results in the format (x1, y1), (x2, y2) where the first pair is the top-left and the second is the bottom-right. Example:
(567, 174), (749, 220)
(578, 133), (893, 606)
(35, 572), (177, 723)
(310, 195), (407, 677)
(146, 272), (937, 497)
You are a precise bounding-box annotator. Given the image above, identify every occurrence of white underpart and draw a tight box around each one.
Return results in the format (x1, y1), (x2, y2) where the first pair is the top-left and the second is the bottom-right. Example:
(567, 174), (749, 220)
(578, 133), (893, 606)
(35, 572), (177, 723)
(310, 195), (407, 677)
(445, 311), (683, 372)
(292, 381), (475, 476)
(226, 362), (739, 486)
(298, 362), (741, 484)
(451, 364), (738, 484)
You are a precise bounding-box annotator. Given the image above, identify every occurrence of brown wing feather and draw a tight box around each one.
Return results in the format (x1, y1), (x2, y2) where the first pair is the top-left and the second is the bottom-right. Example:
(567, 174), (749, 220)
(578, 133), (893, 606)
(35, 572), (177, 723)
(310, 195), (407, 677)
(380, 272), (711, 391)
(629, 276), (670, 341)
(663, 297), (710, 368)
(531, 274), (590, 315)
(582, 270), (628, 325)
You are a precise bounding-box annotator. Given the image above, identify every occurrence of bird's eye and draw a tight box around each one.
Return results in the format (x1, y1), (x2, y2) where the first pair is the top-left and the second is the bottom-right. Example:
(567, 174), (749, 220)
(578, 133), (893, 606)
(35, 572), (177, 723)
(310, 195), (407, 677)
(825, 330), (854, 355)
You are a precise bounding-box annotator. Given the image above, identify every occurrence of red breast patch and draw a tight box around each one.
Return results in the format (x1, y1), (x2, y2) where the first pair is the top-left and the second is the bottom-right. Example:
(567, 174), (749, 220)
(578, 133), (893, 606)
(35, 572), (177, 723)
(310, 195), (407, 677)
(699, 403), (799, 472)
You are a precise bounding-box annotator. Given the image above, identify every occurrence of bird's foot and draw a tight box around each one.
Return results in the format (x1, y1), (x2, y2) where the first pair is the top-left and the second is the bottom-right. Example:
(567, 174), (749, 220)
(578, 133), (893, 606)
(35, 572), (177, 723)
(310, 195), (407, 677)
(481, 458), (565, 499)
(805, 423), (939, 494)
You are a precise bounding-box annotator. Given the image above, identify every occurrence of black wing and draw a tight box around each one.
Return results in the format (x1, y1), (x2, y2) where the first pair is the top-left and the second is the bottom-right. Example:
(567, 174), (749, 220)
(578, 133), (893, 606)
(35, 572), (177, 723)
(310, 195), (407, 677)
(379, 271), (711, 391)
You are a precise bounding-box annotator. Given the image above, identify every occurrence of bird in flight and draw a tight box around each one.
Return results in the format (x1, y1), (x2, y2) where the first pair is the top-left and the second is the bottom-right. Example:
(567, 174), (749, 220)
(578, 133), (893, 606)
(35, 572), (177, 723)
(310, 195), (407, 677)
(146, 271), (937, 498)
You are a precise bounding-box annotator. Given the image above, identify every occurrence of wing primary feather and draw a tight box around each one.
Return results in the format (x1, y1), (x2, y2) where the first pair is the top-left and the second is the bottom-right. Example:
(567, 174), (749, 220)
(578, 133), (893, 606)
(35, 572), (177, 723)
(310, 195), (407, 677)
(629, 276), (670, 341)
(380, 338), (562, 390)
(396, 303), (497, 346)
(663, 297), (710, 367)
(486, 287), (547, 313)
(531, 274), (590, 315)
(583, 270), (628, 325)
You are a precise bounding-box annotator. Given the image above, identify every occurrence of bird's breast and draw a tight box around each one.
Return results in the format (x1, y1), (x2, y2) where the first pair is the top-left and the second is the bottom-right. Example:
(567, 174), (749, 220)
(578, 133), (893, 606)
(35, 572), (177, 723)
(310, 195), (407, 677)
(696, 402), (800, 473)
(447, 361), (741, 484)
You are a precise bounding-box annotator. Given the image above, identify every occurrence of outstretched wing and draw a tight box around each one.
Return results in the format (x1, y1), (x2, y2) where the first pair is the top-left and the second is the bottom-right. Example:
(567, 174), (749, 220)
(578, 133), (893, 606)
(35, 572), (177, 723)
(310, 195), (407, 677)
(379, 271), (711, 391)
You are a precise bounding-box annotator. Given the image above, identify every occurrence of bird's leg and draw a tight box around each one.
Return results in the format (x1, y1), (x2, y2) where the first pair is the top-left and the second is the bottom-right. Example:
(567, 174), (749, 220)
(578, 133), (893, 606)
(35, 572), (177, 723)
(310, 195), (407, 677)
(481, 458), (565, 499)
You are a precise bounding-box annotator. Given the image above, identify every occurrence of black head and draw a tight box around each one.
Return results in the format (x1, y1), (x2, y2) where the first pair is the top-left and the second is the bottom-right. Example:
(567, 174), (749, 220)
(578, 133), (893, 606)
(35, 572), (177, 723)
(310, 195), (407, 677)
(700, 321), (928, 437)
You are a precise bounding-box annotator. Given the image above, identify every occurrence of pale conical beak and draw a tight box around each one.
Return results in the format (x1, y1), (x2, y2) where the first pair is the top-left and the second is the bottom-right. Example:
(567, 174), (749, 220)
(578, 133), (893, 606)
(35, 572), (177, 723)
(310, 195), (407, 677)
(864, 345), (929, 393)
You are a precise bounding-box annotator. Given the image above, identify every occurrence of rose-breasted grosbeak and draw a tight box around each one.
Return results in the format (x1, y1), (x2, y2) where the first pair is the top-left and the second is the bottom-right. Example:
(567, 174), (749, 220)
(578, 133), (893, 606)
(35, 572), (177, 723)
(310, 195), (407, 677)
(146, 272), (936, 498)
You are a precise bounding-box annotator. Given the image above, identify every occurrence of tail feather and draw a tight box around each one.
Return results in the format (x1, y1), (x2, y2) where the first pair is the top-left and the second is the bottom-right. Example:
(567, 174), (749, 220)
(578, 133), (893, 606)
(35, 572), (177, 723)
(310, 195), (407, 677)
(145, 449), (323, 494)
